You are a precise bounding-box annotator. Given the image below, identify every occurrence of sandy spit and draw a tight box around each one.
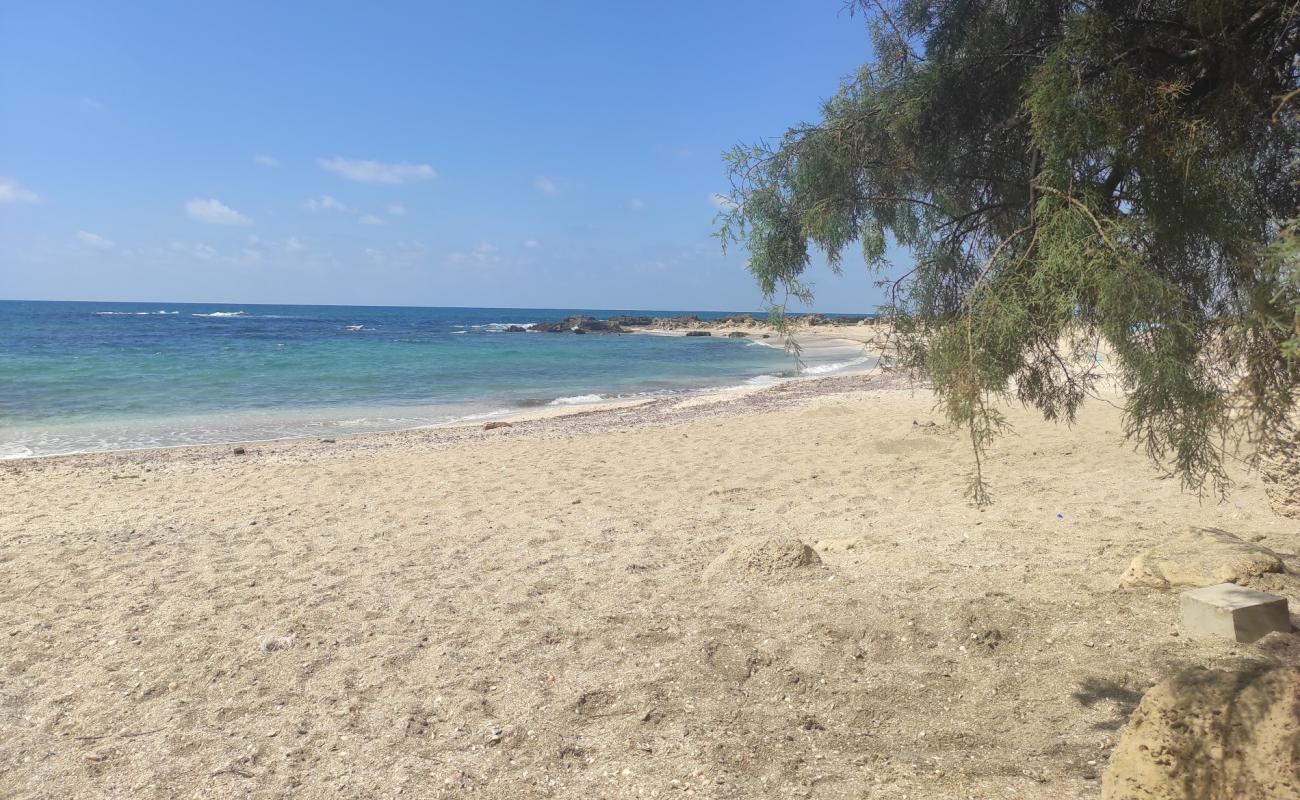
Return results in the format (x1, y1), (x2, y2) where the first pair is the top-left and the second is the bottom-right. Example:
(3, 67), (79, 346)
(2, 371), (1298, 799)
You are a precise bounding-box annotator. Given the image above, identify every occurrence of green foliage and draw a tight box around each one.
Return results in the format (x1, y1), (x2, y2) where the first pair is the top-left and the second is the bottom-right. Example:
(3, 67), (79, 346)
(718, 0), (1300, 503)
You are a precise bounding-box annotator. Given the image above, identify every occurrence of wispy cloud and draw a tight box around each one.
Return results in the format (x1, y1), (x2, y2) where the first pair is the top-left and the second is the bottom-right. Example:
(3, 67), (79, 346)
(630, 198), (645, 210)
(303, 195), (348, 212)
(533, 176), (559, 197)
(709, 193), (738, 211)
(170, 241), (218, 260)
(76, 230), (115, 250)
(185, 198), (253, 226)
(0, 178), (42, 204)
(523, 239), (541, 249)
(358, 214), (384, 225)
(79, 96), (105, 112)
(319, 157), (438, 184)
(446, 242), (499, 266)
(386, 203), (407, 216)
(285, 236), (306, 253)
(253, 154), (280, 167)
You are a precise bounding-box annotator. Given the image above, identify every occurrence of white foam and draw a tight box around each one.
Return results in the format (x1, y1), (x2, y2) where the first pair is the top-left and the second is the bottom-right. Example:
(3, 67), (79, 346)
(801, 355), (875, 375)
(548, 394), (605, 406)
(95, 310), (179, 316)
(470, 322), (535, 331)
(0, 443), (34, 459)
(191, 311), (246, 318)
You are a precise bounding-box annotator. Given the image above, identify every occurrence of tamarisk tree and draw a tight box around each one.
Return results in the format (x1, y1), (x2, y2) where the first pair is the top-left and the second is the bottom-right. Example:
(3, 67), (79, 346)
(718, 0), (1300, 503)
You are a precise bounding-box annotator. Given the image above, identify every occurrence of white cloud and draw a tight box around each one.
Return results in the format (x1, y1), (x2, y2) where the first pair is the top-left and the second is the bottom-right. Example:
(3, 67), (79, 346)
(523, 239), (541, 249)
(446, 242), (499, 266)
(80, 96), (105, 112)
(630, 198), (645, 210)
(0, 178), (42, 204)
(185, 197), (253, 226)
(358, 214), (384, 225)
(253, 154), (280, 167)
(76, 230), (116, 250)
(303, 195), (348, 212)
(285, 236), (306, 252)
(710, 192), (738, 211)
(533, 176), (559, 197)
(170, 241), (218, 260)
(386, 203), (407, 216)
(319, 156), (437, 184)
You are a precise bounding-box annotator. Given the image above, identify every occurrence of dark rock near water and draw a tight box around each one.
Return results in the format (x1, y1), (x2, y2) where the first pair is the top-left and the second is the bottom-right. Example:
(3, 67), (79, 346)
(483, 421), (513, 431)
(531, 316), (625, 334)
(685, 330), (712, 337)
(727, 331), (748, 338)
(505, 325), (528, 332)
(610, 315), (653, 327)
(232, 446), (247, 455)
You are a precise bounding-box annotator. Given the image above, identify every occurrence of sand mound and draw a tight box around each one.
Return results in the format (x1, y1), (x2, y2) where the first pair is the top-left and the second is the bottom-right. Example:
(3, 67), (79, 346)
(1261, 419), (1300, 518)
(703, 535), (822, 579)
(1119, 527), (1286, 589)
(1103, 666), (1300, 800)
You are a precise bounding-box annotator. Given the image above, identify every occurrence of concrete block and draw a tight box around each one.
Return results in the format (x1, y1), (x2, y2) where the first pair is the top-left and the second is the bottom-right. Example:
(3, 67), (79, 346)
(1180, 583), (1291, 643)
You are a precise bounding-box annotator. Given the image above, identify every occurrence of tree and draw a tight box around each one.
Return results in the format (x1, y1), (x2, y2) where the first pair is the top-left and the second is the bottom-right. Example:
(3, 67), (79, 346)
(718, 0), (1300, 504)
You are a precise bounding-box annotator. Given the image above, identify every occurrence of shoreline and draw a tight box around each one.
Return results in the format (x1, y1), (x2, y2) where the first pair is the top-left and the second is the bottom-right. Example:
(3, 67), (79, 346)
(3, 365), (902, 471)
(1, 331), (883, 463)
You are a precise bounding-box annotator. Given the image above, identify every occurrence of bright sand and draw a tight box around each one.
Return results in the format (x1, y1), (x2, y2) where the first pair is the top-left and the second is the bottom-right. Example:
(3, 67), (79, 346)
(3, 362), (1299, 799)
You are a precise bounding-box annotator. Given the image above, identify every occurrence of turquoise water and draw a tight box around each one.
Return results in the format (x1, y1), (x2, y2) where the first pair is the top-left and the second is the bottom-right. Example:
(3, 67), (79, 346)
(0, 301), (870, 457)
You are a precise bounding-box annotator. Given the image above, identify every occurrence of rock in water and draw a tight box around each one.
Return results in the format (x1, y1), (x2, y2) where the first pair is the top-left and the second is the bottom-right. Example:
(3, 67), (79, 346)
(1102, 666), (1300, 800)
(704, 536), (821, 580)
(1261, 419), (1300, 518)
(1119, 527), (1285, 589)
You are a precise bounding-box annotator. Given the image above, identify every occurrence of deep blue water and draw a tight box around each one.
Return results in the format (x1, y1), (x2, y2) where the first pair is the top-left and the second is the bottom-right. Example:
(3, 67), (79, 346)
(0, 301), (869, 456)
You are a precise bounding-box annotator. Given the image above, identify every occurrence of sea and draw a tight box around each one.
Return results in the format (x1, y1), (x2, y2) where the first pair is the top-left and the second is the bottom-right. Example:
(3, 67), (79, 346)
(0, 300), (874, 458)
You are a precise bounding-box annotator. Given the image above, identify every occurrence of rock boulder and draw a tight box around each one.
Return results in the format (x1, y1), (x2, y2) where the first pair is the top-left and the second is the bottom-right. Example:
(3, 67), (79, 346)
(1102, 666), (1300, 800)
(1261, 419), (1300, 518)
(1120, 527), (1286, 589)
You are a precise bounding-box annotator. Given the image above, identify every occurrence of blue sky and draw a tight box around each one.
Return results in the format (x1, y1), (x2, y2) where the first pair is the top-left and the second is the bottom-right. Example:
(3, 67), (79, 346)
(0, 1), (894, 312)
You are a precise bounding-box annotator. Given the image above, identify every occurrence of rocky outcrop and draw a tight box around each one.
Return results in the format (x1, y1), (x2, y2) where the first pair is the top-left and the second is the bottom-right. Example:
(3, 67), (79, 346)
(1119, 527), (1286, 589)
(727, 331), (748, 338)
(504, 325), (528, 332)
(651, 315), (703, 330)
(1102, 666), (1300, 800)
(684, 331), (712, 337)
(1261, 419), (1300, 518)
(525, 312), (881, 334)
(530, 316), (626, 334)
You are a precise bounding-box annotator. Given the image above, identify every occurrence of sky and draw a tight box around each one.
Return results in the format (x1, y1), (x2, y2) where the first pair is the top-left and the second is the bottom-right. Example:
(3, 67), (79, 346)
(0, 1), (896, 312)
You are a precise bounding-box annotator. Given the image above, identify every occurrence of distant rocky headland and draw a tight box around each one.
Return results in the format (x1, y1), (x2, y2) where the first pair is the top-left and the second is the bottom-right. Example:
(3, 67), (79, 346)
(522, 313), (879, 335)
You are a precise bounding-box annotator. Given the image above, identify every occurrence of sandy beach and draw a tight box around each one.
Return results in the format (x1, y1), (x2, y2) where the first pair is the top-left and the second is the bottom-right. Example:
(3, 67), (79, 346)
(3, 365), (1299, 799)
